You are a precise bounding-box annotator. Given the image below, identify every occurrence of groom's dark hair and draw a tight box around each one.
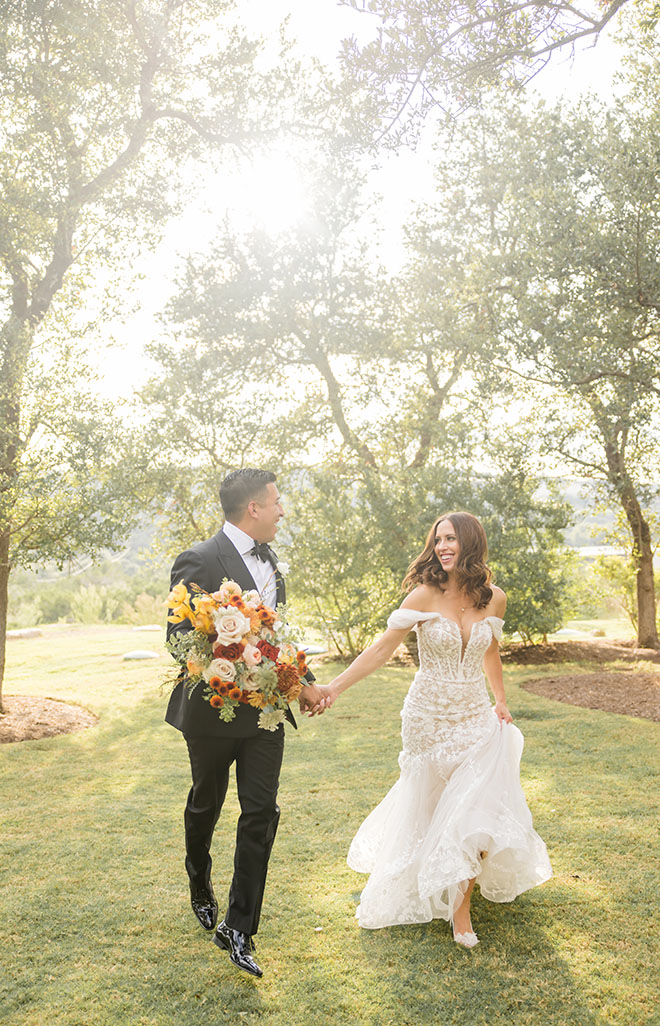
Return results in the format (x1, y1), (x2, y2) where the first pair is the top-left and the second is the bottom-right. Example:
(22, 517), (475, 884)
(220, 468), (277, 521)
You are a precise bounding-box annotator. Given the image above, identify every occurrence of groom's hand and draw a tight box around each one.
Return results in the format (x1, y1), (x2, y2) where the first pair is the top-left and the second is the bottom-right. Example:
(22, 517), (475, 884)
(298, 683), (328, 716)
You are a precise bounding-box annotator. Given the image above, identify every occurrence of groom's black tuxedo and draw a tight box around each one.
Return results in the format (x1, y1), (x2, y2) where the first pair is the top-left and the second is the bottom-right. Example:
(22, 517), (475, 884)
(165, 527), (313, 936)
(165, 527), (296, 735)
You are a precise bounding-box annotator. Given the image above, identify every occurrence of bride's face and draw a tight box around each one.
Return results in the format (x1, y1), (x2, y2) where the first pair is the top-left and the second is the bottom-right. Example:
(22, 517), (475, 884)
(434, 519), (460, 572)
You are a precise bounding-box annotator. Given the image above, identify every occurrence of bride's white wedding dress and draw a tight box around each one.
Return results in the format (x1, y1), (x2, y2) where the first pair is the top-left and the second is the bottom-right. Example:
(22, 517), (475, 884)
(347, 609), (552, 929)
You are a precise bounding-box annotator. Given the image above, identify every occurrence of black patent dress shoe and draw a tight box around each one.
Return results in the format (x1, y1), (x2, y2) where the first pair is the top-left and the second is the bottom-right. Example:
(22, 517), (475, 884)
(213, 920), (262, 978)
(189, 881), (218, 931)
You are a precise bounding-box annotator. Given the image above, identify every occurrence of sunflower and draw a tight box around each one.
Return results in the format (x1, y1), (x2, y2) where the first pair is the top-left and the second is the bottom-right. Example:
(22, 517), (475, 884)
(209, 695), (224, 708)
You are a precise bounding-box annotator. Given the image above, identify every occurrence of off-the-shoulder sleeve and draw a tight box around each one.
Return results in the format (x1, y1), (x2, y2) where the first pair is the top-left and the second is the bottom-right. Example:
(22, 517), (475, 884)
(485, 615), (505, 641)
(387, 609), (441, 631)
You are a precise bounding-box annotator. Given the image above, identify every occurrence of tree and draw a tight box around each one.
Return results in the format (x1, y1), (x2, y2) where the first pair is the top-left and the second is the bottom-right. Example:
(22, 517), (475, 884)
(147, 148), (573, 649)
(0, 0), (296, 708)
(338, 0), (630, 142)
(282, 455), (572, 653)
(409, 78), (660, 645)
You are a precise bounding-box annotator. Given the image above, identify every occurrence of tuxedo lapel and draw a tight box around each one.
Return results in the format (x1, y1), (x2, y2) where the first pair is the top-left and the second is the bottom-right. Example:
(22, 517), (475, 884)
(213, 530), (258, 592)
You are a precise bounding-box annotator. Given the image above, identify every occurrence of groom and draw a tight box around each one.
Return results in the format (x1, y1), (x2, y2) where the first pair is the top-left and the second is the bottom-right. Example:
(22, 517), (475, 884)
(165, 468), (325, 978)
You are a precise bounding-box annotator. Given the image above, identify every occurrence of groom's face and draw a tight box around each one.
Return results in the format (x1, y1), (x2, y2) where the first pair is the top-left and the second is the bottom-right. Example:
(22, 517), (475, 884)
(248, 482), (284, 542)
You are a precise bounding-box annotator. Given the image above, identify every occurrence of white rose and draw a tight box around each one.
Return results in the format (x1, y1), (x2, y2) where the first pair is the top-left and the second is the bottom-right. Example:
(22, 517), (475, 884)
(213, 608), (251, 644)
(203, 658), (237, 682)
(276, 561), (290, 576)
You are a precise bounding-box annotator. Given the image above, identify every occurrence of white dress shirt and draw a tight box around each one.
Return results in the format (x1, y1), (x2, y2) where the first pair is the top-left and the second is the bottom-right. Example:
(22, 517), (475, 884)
(222, 521), (278, 609)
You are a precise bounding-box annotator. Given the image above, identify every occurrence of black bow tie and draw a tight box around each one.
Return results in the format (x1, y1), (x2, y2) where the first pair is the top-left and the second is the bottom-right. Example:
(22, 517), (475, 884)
(250, 542), (276, 566)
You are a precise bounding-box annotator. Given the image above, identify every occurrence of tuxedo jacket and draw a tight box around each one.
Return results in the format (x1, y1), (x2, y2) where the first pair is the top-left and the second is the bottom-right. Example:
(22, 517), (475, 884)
(165, 529), (313, 737)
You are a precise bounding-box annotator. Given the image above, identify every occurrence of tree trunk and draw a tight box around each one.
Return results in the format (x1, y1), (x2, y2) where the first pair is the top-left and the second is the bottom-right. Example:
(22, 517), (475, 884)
(629, 518), (658, 649)
(604, 446), (659, 649)
(0, 528), (10, 713)
(618, 489), (658, 649)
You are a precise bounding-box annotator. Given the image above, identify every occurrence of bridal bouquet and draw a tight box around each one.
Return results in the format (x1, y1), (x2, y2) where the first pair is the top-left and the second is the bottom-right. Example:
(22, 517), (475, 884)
(166, 580), (309, 731)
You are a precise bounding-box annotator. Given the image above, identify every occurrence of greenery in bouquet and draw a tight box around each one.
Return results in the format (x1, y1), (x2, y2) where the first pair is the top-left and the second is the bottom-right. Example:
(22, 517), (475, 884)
(165, 580), (309, 731)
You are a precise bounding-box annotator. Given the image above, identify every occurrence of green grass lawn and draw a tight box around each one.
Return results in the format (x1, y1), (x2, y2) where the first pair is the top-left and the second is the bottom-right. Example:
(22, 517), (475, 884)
(1, 625), (658, 1026)
(550, 617), (636, 641)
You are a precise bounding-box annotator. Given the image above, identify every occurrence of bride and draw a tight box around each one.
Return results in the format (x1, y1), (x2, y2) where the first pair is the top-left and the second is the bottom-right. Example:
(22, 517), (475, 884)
(314, 511), (552, 947)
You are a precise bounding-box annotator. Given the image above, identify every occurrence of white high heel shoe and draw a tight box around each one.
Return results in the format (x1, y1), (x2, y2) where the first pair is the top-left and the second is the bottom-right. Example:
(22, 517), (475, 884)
(451, 920), (480, 949)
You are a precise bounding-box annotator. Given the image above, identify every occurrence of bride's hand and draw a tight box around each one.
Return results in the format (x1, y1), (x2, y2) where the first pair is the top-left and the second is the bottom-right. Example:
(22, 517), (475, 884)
(494, 701), (513, 724)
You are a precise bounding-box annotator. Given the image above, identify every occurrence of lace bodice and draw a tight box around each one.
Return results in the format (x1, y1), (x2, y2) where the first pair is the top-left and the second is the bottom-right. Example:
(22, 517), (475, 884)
(387, 608), (504, 682)
(386, 609), (505, 770)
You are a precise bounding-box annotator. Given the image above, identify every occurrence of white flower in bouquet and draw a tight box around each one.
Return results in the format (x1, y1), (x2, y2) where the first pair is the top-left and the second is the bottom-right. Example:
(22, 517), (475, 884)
(203, 658), (237, 682)
(258, 707), (286, 731)
(214, 607), (251, 644)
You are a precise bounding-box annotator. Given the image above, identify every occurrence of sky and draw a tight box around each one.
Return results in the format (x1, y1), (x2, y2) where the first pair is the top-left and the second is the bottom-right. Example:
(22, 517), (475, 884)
(96, 0), (623, 398)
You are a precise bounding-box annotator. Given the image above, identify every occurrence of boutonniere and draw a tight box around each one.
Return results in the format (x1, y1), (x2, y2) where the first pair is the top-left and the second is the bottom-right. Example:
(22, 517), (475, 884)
(276, 561), (290, 576)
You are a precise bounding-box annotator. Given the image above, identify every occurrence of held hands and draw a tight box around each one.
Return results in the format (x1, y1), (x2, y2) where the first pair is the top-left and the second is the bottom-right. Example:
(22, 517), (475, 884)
(494, 701), (513, 725)
(298, 682), (339, 716)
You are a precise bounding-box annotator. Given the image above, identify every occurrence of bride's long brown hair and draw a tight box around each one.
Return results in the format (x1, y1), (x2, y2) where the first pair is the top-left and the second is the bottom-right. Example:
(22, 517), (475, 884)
(402, 511), (493, 609)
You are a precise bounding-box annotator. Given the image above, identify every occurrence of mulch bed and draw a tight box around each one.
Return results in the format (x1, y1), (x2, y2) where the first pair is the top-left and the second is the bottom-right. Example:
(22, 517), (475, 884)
(521, 671), (660, 723)
(0, 696), (98, 744)
(501, 638), (660, 665)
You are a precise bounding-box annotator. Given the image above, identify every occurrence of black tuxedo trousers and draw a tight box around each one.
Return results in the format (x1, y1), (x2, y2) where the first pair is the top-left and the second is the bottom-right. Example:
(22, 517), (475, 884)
(184, 730), (284, 936)
(165, 529), (306, 936)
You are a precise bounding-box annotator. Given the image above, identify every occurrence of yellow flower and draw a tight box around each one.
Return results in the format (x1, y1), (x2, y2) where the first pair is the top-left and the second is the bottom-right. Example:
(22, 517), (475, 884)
(278, 642), (297, 665)
(187, 593), (217, 634)
(167, 607), (191, 625)
(166, 581), (195, 625)
(246, 690), (268, 709)
(167, 581), (189, 606)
